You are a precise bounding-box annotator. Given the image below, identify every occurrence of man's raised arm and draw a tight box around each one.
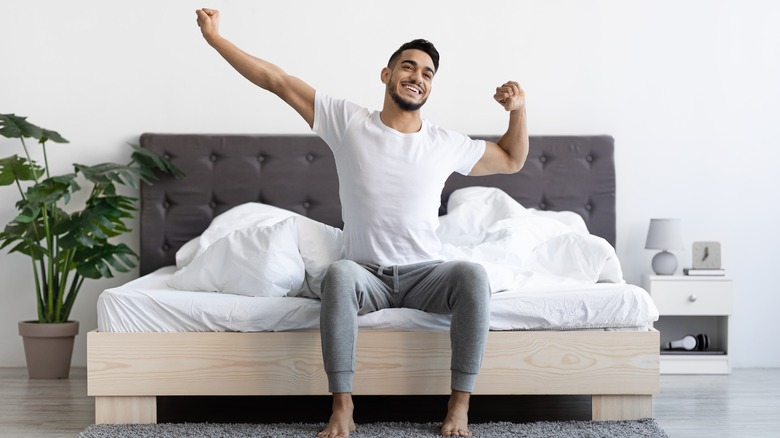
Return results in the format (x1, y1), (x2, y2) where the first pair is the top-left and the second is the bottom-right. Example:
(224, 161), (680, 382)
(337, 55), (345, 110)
(469, 81), (528, 176)
(196, 8), (315, 128)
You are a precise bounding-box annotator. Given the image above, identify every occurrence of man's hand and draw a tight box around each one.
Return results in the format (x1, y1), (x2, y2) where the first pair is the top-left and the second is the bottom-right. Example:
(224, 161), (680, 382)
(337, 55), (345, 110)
(494, 81), (525, 112)
(195, 8), (220, 43)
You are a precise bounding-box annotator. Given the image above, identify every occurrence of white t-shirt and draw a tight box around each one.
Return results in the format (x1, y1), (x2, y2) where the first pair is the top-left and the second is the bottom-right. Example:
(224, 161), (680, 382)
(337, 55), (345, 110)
(313, 91), (486, 266)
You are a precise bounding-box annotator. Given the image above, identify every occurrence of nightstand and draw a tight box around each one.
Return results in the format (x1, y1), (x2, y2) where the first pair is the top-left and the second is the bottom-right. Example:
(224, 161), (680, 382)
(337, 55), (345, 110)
(642, 274), (733, 374)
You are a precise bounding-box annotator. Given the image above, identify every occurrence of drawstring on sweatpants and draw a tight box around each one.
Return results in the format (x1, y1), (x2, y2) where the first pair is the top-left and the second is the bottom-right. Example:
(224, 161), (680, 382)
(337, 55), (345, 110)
(377, 265), (400, 294)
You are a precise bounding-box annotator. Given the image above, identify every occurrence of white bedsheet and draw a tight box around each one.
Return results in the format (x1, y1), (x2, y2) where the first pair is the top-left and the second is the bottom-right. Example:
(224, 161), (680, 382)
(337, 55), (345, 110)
(97, 266), (658, 333)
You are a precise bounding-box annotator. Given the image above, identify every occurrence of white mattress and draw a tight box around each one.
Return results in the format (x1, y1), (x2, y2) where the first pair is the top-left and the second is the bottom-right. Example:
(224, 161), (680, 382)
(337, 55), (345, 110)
(97, 266), (659, 333)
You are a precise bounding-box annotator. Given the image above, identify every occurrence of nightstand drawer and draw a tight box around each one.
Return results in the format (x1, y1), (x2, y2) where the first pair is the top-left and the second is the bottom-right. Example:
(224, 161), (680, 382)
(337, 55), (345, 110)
(648, 281), (733, 315)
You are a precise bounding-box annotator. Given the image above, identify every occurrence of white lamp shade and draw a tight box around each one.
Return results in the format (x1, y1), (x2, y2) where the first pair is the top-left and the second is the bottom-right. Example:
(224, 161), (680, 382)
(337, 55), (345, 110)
(645, 218), (684, 250)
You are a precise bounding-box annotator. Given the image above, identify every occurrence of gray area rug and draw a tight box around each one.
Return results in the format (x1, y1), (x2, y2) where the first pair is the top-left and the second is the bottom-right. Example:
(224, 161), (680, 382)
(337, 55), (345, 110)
(80, 419), (668, 437)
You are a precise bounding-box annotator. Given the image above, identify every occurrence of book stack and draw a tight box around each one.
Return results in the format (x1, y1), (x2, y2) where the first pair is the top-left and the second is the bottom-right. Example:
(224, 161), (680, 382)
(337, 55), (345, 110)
(683, 267), (726, 276)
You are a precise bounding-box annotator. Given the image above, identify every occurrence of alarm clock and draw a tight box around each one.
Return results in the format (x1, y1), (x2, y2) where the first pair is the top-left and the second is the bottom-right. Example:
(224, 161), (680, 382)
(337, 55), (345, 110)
(692, 241), (721, 269)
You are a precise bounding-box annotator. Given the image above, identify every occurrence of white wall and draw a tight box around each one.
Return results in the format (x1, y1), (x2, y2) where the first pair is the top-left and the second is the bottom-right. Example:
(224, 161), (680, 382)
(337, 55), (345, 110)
(1, 0), (778, 368)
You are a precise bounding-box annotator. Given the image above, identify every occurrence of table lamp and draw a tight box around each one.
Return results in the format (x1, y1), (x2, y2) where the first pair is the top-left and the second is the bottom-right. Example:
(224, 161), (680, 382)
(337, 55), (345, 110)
(645, 218), (684, 275)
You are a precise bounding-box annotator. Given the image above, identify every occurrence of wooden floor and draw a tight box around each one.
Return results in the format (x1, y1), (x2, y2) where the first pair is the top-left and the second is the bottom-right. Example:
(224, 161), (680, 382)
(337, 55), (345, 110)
(1, 367), (779, 437)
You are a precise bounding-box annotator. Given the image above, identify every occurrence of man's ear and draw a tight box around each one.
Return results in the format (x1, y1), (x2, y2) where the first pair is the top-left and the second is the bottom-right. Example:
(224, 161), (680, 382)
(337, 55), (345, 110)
(380, 67), (389, 84)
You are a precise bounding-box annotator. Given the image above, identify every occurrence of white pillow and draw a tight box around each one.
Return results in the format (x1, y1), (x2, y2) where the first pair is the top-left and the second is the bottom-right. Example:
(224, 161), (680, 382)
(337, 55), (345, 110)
(528, 209), (589, 235)
(290, 216), (344, 298)
(437, 186), (590, 246)
(175, 237), (201, 269)
(437, 187), (528, 245)
(528, 232), (615, 284)
(176, 202), (302, 268)
(168, 217), (305, 297)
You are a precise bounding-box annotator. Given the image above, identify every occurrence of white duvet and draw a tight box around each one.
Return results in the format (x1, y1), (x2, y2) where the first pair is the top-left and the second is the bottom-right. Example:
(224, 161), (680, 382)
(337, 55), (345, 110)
(168, 187), (625, 297)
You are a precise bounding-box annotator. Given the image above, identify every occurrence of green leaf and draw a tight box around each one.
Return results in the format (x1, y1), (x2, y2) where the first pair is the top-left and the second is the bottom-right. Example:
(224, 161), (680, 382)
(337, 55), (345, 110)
(0, 220), (47, 258)
(8, 240), (44, 258)
(39, 128), (68, 144)
(59, 196), (137, 250)
(0, 155), (45, 186)
(24, 174), (79, 208)
(101, 194), (137, 215)
(59, 230), (95, 249)
(50, 213), (74, 237)
(74, 243), (138, 279)
(0, 114), (43, 139)
(130, 144), (185, 182)
(0, 114), (69, 143)
(75, 162), (140, 188)
(113, 251), (136, 267)
(0, 224), (26, 251)
(13, 203), (41, 223)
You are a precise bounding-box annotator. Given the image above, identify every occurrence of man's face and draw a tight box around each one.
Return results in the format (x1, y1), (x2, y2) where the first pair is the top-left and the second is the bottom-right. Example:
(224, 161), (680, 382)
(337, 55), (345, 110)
(383, 49), (435, 112)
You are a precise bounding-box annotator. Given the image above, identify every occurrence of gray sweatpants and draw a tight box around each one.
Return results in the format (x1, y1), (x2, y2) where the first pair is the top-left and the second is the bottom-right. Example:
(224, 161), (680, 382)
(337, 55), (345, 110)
(319, 259), (490, 394)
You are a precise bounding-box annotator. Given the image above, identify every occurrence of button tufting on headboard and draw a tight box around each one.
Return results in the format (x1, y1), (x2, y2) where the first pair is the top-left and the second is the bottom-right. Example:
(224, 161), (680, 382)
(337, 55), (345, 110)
(139, 134), (615, 274)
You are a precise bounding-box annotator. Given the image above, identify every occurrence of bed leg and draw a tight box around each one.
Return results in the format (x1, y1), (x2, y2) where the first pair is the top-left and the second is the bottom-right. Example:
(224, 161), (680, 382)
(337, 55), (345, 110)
(591, 395), (652, 421)
(95, 396), (157, 424)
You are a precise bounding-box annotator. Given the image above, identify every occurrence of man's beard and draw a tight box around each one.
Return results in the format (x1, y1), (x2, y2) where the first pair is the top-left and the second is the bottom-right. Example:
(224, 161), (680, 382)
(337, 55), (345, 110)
(389, 85), (427, 111)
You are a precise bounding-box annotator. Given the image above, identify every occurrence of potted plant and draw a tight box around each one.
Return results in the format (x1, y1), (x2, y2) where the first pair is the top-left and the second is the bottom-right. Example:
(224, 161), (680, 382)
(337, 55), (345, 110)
(0, 113), (181, 378)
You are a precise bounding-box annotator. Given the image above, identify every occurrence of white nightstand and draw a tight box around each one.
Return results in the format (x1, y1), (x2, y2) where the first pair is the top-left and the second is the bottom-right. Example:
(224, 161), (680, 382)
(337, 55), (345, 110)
(642, 274), (733, 374)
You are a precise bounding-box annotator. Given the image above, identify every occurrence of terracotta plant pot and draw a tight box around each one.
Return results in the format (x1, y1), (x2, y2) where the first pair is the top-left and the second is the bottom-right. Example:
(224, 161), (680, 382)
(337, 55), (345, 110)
(18, 320), (79, 379)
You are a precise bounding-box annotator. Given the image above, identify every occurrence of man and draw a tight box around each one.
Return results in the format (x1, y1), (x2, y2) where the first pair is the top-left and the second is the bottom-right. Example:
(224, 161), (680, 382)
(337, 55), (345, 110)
(196, 8), (528, 438)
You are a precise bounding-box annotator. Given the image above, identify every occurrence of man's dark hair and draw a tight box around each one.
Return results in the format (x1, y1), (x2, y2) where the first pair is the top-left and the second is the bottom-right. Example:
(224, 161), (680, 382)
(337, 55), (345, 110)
(388, 39), (440, 73)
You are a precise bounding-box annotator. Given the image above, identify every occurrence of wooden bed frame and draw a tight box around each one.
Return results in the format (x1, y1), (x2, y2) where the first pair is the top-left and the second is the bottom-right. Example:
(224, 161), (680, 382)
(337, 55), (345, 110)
(87, 134), (659, 424)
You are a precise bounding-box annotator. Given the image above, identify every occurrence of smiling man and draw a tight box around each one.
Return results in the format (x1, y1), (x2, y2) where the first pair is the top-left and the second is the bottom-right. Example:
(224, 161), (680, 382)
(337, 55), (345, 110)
(196, 8), (528, 438)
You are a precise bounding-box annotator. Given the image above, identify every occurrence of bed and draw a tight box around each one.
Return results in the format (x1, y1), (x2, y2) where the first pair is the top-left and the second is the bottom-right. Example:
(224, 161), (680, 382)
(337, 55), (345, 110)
(86, 133), (659, 424)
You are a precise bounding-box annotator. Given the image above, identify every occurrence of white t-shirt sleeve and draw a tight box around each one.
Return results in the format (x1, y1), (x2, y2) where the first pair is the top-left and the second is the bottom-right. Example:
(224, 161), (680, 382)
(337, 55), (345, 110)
(312, 91), (367, 151)
(443, 130), (486, 176)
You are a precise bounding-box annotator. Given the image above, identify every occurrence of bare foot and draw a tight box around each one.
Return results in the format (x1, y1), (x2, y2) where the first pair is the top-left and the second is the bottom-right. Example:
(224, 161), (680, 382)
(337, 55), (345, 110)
(441, 390), (472, 436)
(318, 393), (356, 438)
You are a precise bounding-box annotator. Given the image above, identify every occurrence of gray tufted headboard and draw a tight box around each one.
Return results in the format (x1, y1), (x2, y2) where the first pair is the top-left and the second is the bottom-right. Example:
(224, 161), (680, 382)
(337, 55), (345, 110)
(139, 134), (615, 275)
